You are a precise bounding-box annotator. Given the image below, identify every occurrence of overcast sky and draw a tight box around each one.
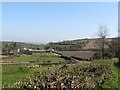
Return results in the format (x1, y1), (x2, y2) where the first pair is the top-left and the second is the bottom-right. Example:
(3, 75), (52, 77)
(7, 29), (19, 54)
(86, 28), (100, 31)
(2, 2), (118, 44)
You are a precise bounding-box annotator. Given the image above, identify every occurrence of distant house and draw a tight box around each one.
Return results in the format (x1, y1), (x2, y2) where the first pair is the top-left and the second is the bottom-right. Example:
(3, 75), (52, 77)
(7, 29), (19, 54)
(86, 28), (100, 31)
(26, 49), (45, 55)
(47, 48), (54, 52)
(14, 48), (30, 54)
(25, 48), (54, 55)
(1, 47), (28, 55)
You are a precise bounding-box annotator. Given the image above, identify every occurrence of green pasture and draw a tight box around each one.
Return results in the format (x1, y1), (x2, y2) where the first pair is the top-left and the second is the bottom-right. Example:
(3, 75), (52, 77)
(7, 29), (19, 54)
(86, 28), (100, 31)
(2, 64), (62, 88)
(2, 54), (65, 63)
(2, 54), (65, 87)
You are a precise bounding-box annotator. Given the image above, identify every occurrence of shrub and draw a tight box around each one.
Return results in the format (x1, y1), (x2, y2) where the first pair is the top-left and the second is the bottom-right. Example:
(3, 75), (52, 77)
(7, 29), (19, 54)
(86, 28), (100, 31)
(18, 66), (29, 73)
(93, 52), (102, 59)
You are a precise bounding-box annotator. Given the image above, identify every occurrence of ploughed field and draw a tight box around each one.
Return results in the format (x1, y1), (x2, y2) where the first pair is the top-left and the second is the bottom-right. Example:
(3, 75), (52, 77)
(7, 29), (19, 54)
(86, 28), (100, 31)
(58, 51), (94, 60)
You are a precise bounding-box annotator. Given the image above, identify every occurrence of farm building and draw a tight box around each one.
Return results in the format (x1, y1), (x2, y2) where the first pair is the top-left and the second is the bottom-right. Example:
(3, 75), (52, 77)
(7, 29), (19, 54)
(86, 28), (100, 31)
(25, 49), (54, 55)
(25, 49), (45, 55)
(58, 51), (95, 61)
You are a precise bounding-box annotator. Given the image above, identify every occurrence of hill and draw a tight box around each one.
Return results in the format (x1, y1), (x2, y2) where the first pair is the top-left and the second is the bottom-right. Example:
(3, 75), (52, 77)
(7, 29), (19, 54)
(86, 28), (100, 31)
(1, 38), (115, 51)
(45, 38), (114, 51)
(1, 41), (45, 50)
(45, 38), (91, 51)
(83, 38), (111, 50)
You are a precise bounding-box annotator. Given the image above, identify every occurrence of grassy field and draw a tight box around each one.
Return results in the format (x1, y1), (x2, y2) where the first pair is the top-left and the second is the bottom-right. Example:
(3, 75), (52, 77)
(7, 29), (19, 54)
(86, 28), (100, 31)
(2, 54), (65, 63)
(95, 59), (120, 89)
(2, 65), (62, 88)
(2, 54), (64, 88)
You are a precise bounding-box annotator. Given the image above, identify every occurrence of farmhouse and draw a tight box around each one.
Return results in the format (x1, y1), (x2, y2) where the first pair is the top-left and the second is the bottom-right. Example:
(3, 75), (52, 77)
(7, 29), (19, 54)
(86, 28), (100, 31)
(58, 51), (95, 61)
(25, 49), (54, 55)
(25, 49), (45, 55)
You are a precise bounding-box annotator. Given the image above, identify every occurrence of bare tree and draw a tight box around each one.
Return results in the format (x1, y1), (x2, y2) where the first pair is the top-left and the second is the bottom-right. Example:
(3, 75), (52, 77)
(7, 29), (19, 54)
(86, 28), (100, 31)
(96, 24), (108, 59)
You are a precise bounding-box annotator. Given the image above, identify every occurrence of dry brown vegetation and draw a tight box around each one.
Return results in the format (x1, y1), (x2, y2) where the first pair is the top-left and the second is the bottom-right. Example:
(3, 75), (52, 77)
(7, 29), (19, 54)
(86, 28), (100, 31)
(58, 51), (95, 60)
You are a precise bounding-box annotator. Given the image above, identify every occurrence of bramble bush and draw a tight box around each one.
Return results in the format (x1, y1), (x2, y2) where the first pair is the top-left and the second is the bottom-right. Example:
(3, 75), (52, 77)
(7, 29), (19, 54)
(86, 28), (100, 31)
(13, 59), (119, 89)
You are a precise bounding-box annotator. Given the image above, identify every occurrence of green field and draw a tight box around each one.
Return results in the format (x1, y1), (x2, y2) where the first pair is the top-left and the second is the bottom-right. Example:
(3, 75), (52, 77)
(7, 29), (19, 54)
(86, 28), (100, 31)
(2, 54), (65, 63)
(2, 54), (65, 88)
(2, 65), (62, 88)
(95, 59), (120, 89)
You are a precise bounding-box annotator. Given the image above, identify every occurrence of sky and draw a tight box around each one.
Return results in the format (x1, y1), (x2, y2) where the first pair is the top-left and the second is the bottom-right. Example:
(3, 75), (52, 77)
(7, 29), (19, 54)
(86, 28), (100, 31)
(2, 2), (118, 44)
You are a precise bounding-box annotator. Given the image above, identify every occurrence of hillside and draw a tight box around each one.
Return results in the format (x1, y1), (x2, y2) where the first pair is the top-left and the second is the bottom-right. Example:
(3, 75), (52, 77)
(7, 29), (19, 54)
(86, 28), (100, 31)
(83, 38), (115, 50)
(45, 38), (114, 51)
(45, 39), (91, 51)
(1, 38), (115, 51)
(1, 41), (45, 50)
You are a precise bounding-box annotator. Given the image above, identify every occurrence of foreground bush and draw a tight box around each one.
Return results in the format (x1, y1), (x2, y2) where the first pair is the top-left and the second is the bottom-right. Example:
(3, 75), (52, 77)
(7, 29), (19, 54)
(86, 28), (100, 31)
(12, 59), (119, 89)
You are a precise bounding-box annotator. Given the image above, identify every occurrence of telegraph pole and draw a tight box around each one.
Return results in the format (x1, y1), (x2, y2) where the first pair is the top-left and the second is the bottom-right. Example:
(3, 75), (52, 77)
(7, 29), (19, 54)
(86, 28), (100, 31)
(118, 1), (120, 66)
